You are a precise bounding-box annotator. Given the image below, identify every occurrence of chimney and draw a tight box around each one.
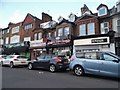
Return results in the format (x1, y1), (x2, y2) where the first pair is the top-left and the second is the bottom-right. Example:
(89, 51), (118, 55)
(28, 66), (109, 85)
(81, 4), (89, 15)
(42, 12), (52, 22)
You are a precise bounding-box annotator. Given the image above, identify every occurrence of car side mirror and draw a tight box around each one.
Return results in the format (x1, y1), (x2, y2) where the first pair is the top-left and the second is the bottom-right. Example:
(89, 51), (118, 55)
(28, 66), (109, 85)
(112, 60), (119, 63)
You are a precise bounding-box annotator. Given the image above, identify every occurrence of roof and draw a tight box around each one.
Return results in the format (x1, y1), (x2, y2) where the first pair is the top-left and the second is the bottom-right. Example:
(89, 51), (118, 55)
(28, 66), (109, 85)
(97, 3), (109, 10)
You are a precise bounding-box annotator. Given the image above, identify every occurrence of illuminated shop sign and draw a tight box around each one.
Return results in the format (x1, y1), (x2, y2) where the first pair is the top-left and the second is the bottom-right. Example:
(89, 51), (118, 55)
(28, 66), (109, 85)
(48, 40), (70, 45)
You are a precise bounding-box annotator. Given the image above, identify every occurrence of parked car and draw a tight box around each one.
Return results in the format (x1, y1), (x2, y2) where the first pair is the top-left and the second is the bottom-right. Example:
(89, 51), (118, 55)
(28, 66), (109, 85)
(1, 55), (29, 68)
(69, 51), (120, 78)
(0, 55), (7, 65)
(28, 54), (69, 72)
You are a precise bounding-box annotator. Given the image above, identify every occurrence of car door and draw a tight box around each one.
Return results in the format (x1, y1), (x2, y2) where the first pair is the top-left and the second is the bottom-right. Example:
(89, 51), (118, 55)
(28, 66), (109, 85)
(40, 55), (51, 69)
(3, 56), (11, 65)
(33, 55), (45, 68)
(99, 52), (119, 77)
(82, 52), (100, 74)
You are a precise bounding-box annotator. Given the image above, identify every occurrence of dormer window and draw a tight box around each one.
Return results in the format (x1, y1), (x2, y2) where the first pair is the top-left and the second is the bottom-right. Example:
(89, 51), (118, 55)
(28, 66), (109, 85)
(98, 7), (107, 16)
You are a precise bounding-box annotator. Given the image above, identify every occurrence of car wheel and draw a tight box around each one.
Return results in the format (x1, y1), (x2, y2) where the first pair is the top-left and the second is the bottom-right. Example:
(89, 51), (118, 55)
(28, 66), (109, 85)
(74, 66), (84, 76)
(10, 62), (14, 68)
(28, 63), (33, 70)
(49, 64), (56, 73)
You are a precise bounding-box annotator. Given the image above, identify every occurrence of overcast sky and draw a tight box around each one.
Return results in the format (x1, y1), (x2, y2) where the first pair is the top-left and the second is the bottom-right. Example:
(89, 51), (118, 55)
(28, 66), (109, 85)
(0, 0), (118, 28)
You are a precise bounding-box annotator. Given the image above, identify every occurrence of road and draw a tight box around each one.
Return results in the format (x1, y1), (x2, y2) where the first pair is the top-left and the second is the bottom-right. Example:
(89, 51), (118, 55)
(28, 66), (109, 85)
(2, 66), (119, 88)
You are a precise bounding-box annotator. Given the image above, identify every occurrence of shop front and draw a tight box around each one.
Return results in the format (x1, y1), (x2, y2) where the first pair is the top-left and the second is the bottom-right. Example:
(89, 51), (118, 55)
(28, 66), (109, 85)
(73, 35), (115, 54)
(29, 40), (46, 59)
(47, 38), (72, 57)
(2, 41), (30, 58)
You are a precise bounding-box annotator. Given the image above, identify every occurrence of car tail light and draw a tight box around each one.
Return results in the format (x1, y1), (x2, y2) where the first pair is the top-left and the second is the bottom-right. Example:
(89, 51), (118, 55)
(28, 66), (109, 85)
(55, 58), (62, 62)
(14, 59), (19, 61)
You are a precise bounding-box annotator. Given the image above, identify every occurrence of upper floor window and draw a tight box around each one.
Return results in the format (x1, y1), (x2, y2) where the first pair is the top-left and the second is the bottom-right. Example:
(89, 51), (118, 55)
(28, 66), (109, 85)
(54, 31), (56, 37)
(34, 33), (37, 40)
(98, 7), (107, 16)
(38, 33), (42, 40)
(79, 24), (86, 36)
(25, 23), (32, 30)
(58, 28), (63, 36)
(12, 26), (19, 34)
(24, 37), (31, 41)
(10, 35), (20, 44)
(117, 19), (120, 33)
(64, 27), (69, 36)
(47, 33), (51, 38)
(100, 22), (109, 34)
(87, 23), (95, 35)
(7, 28), (10, 33)
(6, 37), (9, 44)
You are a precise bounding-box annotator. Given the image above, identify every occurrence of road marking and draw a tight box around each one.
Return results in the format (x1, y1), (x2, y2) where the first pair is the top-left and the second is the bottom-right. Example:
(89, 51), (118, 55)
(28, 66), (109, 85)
(38, 72), (44, 74)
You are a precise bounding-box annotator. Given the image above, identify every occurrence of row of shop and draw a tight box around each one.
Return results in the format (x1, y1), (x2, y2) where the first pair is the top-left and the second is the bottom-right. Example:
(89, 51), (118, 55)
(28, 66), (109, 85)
(2, 32), (120, 59)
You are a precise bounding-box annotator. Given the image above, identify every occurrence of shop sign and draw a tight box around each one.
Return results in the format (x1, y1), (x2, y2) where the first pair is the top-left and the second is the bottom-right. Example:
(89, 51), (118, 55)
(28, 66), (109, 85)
(30, 40), (46, 47)
(74, 37), (109, 45)
(4, 42), (25, 48)
(91, 38), (107, 43)
(48, 40), (70, 45)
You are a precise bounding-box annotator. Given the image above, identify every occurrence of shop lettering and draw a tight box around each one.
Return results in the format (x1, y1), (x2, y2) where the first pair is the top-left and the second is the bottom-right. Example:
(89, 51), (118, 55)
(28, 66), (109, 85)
(48, 40), (70, 45)
(91, 38), (107, 43)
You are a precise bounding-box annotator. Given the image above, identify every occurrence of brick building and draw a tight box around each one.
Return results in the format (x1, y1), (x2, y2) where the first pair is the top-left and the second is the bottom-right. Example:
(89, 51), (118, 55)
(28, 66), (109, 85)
(73, 4), (115, 54)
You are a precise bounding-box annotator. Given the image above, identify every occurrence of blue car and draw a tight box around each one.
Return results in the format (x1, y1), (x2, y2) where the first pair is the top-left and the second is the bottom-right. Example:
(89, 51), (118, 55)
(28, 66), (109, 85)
(69, 51), (120, 78)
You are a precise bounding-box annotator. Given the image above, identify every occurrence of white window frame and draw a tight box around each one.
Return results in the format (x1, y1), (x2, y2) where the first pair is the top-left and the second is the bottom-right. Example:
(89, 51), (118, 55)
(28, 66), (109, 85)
(87, 22), (95, 35)
(98, 6), (107, 16)
(101, 22), (109, 34)
(79, 24), (86, 36)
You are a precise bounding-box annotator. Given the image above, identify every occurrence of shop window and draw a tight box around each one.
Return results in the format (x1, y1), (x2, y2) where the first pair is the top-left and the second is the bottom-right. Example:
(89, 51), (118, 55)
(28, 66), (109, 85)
(87, 23), (95, 35)
(100, 22), (109, 34)
(79, 24), (86, 36)
(58, 28), (63, 36)
(64, 27), (69, 36)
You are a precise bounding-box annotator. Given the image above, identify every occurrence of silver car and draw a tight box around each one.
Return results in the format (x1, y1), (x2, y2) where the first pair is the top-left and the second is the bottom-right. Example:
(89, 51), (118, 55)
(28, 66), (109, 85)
(69, 51), (120, 78)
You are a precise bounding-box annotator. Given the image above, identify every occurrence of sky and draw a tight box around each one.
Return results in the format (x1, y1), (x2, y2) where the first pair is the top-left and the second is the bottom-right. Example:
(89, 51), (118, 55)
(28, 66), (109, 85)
(0, 0), (118, 28)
